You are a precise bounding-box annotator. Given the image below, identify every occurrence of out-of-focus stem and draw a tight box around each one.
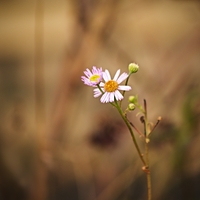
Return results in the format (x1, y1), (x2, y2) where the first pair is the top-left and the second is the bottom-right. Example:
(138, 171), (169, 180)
(30, 0), (47, 200)
(144, 99), (152, 200)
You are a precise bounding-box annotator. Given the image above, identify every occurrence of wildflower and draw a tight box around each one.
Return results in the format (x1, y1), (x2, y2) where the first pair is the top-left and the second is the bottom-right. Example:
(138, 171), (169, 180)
(93, 69), (131, 103)
(81, 66), (103, 86)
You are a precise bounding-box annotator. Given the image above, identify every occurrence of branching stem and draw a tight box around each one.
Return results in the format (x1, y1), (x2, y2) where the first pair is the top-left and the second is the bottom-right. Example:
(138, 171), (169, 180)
(115, 100), (146, 166)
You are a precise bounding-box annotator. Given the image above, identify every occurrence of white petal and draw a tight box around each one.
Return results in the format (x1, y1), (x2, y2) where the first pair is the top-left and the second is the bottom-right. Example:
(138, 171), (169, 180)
(118, 85), (132, 91)
(93, 88), (102, 97)
(114, 90), (123, 101)
(99, 82), (105, 87)
(100, 92), (108, 103)
(117, 73), (128, 84)
(93, 88), (100, 92)
(113, 69), (120, 81)
(105, 92), (110, 103)
(105, 93), (109, 103)
(94, 92), (102, 98)
(103, 70), (111, 82)
(109, 92), (115, 102)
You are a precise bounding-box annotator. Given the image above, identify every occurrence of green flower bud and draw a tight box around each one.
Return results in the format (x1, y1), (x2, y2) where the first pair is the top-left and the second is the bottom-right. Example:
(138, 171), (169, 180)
(129, 95), (137, 103)
(128, 103), (135, 111)
(128, 63), (139, 73)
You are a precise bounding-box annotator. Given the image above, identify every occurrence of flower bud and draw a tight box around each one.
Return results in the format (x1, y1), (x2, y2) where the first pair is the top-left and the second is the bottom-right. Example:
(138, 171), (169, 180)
(128, 103), (135, 111)
(128, 63), (139, 73)
(129, 95), (137, 103)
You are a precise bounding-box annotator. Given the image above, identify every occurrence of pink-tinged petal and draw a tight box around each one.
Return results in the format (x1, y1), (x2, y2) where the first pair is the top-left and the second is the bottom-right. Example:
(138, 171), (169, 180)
(103, 70), (111, 82)
(81, 76), (92, 86)
(114, 90), (123, 101)
(81, 76), (89, 82)
(118, 85), (132, 91)
(98, 67), (103, 74)
(113, 69), (120, 81)
(81, 76), (86, 81)
(84, 69), (92, 77)
(117, 72), (129, 84)
(92, 66), (102, 74)
(92, 66), (98, 74)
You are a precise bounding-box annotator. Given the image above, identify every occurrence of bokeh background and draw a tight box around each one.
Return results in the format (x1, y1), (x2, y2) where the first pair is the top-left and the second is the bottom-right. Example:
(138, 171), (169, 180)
(0, 0), (200, 200)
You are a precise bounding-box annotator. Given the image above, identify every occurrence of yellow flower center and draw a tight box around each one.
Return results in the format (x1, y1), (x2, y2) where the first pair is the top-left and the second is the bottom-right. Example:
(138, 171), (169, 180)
(89, 74), (100, 82)
(104, 80), (118, 92)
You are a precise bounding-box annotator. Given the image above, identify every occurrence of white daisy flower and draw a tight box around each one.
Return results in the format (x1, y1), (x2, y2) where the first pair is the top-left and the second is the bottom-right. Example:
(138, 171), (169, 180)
(93, 69), (131, 103)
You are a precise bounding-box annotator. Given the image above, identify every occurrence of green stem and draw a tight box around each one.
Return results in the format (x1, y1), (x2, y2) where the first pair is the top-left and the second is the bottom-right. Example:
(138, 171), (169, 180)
(115, 100), (146, 166)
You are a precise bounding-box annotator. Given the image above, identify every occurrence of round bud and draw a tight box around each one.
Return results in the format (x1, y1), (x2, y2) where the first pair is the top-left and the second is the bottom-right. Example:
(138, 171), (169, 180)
(129, 95), (137, 103)
(128, 103), (135, 111)
(128, 63), (139, 73)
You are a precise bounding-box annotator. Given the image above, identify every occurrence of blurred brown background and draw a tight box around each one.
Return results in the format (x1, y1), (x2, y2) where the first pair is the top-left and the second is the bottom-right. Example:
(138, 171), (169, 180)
(0, 0), (200, 200)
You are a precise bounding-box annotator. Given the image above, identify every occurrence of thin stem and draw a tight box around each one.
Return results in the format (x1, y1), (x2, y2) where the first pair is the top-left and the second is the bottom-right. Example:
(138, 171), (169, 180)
(148, 116), (162, 136)
(145, 143), (151, 200)
(97, 84), (104, 94)
(143, 99), (152, 200)
(115, 100), (146, 166)
(125, 116), (144, 137)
